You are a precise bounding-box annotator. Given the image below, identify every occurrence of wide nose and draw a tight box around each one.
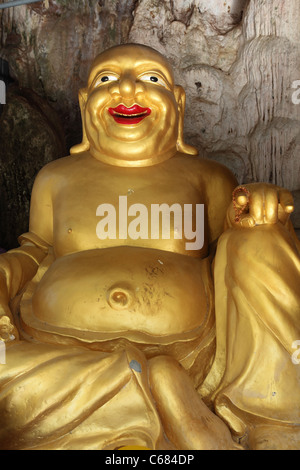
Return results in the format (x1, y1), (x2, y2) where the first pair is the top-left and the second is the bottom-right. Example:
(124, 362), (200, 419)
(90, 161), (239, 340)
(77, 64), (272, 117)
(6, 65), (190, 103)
(118, 73), (136, 99)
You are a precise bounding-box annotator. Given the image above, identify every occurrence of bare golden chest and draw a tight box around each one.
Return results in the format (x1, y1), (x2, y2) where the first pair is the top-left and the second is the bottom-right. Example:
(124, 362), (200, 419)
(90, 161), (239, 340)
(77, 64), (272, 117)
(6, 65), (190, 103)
(52, 162), (207, 258)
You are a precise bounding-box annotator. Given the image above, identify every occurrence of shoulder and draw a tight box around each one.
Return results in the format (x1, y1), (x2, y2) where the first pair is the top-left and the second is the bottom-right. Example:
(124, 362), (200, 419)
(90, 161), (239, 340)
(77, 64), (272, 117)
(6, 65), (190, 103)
(173, 153), (238, 190)
(35, 154), (83, 179)
(32, 153), (87, 192)
(194, 156), (238, 190)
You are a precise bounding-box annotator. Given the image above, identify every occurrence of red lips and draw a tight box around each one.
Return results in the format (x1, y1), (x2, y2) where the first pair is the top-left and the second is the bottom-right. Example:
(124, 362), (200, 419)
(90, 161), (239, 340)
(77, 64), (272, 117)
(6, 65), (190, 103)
(108, 104), (151, 125)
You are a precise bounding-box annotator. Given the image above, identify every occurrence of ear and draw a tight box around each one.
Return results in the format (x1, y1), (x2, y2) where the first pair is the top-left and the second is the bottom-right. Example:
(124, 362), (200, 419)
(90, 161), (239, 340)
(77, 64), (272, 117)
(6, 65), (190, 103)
(174, 85), (198, 156)
(70, 88), (90, 155)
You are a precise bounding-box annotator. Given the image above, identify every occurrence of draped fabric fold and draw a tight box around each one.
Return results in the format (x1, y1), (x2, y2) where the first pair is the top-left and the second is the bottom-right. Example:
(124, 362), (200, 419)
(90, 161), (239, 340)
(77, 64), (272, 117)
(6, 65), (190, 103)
(200, 223), (300, 439)
(0, 342), (163, 450)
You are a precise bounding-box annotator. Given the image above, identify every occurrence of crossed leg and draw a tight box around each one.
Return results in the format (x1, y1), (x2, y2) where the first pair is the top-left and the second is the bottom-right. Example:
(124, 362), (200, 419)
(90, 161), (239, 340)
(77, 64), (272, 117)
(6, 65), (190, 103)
(148, 355), (242, 450)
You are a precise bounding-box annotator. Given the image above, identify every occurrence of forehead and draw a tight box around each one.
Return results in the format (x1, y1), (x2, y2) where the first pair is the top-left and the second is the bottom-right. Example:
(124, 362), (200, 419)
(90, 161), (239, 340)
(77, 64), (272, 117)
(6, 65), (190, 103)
(88, 45), (174, 86)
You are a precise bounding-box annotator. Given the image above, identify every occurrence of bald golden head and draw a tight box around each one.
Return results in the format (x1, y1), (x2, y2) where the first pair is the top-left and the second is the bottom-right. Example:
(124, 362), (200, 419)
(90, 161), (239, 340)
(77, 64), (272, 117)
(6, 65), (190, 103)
(71, 43), (198, 165)
(88, 44), (175, 91)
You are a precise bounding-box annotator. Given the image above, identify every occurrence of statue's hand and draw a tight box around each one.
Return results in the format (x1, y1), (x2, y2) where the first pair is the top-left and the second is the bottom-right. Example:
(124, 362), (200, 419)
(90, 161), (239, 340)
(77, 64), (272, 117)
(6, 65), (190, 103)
(228, 183), (294, 228)
(0, 314), (15, 342)
(0, 268), (18, 343)
(0, 293), (16, 343)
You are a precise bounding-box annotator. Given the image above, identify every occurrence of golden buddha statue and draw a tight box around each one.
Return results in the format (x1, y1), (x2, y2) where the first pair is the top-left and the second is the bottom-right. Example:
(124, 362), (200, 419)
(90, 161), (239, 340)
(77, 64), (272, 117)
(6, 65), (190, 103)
(0, 44), (299, 451)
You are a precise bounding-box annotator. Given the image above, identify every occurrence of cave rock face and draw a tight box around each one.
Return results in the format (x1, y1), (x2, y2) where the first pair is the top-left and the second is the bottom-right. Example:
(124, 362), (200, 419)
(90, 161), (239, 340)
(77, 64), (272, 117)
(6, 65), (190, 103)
(0, 86), (66, 249)
(130, 0), (300, 191)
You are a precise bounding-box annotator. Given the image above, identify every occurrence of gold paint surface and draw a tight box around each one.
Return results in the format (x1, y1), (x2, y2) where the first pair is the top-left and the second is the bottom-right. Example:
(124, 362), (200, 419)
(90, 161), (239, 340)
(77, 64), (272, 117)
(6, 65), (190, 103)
(0, 44), (299, 450)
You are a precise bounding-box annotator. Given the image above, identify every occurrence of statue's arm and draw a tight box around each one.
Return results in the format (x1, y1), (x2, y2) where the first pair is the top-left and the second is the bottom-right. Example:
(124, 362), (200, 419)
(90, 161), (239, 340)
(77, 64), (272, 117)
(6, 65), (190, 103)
(0, 166), (53, 339)
(201, 161), (238, 248)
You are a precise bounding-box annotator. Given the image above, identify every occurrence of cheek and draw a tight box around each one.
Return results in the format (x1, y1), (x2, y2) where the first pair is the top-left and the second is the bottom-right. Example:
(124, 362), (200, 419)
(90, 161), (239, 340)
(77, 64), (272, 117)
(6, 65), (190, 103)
(147, 90), (178, 125)
(86, 91), (110, 123)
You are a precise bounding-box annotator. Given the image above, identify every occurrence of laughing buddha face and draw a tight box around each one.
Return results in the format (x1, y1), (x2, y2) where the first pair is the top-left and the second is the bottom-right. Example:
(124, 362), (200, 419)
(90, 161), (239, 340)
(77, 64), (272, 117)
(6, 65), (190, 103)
(71, 44), (197, 166)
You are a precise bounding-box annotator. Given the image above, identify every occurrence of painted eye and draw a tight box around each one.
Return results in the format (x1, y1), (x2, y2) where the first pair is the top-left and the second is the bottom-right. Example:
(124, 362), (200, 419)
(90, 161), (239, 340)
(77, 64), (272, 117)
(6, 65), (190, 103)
(94, 74), (119, 87)
(139, 74), (168, 88)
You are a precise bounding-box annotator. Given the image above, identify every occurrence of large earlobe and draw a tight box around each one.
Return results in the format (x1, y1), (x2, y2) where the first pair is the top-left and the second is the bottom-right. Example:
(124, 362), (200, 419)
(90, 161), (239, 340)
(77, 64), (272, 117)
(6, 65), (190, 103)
(70, 88), (90, 155)
(174, 85), (198, 156)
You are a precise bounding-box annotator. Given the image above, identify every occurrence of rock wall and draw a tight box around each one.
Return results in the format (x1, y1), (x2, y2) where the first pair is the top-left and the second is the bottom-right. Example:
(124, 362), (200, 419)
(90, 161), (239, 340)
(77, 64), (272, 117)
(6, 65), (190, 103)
(0, 0), (299, 247)
(0, 0), (139, 148)
(130, 0), (300, 189)
(0, 86), (66, 249)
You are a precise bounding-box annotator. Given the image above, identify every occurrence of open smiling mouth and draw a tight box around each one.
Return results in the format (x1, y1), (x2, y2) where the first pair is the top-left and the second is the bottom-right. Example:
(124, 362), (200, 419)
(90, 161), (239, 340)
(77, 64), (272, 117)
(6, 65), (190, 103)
(108, 104), (152, 125)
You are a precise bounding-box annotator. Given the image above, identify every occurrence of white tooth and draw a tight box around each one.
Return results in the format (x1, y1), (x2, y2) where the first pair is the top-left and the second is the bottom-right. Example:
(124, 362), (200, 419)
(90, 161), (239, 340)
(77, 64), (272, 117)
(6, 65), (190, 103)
(116, 112), (147, 117)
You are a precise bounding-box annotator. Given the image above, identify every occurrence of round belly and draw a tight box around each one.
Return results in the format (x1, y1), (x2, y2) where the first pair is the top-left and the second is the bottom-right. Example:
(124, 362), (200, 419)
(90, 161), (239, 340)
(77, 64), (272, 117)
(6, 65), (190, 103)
(25, 247), (211, 342)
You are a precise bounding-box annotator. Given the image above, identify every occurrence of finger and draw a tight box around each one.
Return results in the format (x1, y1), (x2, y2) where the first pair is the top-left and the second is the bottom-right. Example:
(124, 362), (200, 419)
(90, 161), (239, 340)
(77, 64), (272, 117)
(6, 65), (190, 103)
(279, 189), (294, 214)
(0, 305), (18, 341)
(239, 214), (256, 228)
(249, 191), (264, 225)
(265, 189), (279, 224)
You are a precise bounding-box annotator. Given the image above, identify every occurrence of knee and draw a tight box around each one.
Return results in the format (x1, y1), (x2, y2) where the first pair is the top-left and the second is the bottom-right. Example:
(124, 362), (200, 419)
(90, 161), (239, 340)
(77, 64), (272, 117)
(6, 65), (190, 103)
(148, 355), (182, 387)
(221, 223), (295, 262)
